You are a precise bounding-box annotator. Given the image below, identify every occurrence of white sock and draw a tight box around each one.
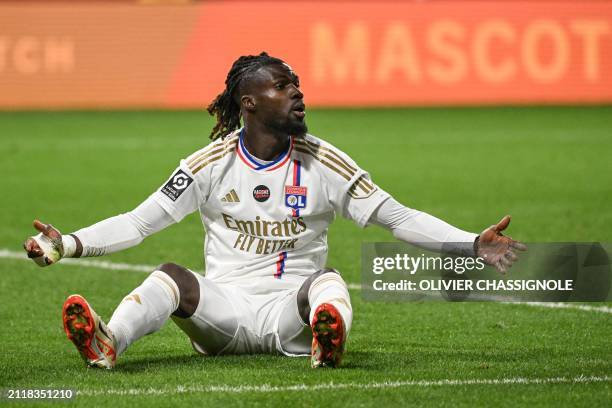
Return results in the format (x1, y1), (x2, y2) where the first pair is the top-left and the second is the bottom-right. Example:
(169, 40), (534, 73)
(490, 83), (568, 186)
(108, 271), (179, 356)
(308, 272), (353, 338)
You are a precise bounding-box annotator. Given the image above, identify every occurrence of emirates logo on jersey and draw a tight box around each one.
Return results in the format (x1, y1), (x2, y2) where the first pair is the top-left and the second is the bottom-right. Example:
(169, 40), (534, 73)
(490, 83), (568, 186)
(222, 212), (307, 255)
(253, 185), (270, 202)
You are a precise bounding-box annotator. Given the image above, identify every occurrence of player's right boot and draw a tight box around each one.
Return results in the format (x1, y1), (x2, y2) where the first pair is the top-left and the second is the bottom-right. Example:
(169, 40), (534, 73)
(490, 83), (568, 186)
(310, 303), (346, 368)
(62, 294), (117, 369)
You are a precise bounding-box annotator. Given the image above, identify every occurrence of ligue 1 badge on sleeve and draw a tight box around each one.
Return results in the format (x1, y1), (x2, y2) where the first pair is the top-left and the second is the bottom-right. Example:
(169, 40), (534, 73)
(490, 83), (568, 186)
(161, 169), (194, 201)
(285, 186), (307, 209)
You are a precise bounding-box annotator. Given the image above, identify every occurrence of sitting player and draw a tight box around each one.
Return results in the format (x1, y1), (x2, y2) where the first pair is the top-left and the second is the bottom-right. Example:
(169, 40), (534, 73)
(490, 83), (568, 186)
(23, 52), (525, 369)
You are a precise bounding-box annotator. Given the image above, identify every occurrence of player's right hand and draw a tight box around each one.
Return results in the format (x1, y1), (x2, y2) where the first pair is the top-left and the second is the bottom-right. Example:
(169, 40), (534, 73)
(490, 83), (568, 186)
(23, 220), (64, 267)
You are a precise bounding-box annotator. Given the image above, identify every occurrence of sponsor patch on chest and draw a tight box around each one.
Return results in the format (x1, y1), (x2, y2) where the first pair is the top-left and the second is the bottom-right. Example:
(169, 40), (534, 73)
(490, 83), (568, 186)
(253, 185), (270, 202)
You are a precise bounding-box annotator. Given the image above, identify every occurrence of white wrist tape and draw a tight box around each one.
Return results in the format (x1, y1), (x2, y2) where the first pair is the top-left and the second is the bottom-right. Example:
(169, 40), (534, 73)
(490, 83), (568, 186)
(31, 233), (63, 266)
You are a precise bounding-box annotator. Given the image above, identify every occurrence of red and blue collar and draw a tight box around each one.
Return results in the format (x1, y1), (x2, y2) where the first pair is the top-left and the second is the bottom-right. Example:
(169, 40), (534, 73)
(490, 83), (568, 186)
(237, 128), (294, 171)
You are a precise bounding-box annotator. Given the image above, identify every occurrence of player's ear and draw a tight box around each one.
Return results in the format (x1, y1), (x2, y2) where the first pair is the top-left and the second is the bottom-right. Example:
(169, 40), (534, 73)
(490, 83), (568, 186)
(241, 95), (256, 112)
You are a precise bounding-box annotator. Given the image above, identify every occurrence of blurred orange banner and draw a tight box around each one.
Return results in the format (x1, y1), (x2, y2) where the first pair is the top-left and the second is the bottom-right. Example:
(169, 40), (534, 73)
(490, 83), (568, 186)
(1, 1), (611, 108)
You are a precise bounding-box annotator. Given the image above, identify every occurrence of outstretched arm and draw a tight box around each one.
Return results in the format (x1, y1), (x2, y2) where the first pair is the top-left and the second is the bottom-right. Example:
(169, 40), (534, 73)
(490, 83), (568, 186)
(369, 196), (478, 253)
(23, 195), (175, 266)
(369, 197), (525, 273)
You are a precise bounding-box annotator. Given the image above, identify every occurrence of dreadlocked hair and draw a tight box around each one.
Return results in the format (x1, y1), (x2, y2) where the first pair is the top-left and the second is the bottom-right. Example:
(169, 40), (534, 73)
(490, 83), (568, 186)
(207, 52), (285, 140)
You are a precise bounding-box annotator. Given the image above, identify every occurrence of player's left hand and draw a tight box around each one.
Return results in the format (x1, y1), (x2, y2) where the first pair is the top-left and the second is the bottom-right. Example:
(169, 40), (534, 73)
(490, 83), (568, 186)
(476, 215), (526, 274)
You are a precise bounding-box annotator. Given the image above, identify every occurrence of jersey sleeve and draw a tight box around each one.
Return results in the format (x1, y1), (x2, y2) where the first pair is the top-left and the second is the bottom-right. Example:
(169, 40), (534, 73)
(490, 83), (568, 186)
(312, 138), (389, 227)
(341, 173), (390, 227)
(152, 159), (205, 223)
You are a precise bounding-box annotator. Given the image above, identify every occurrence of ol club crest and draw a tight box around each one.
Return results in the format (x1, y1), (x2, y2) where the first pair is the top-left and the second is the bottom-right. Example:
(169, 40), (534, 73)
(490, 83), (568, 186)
(285, 186), (307, 209)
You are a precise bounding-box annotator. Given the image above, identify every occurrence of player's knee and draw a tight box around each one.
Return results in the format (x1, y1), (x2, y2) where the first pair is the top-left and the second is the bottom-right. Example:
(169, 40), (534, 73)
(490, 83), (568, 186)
(296, 268), (341, 324)
(157, 262), (200, 318)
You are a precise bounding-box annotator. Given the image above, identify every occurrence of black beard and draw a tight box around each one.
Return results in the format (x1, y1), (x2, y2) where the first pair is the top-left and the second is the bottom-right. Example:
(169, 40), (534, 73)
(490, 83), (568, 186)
(268, 117), (308, 138)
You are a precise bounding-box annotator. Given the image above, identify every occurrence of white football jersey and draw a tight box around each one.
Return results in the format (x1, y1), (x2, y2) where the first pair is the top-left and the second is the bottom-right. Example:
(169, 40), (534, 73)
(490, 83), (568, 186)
(153, 129), (389, 294)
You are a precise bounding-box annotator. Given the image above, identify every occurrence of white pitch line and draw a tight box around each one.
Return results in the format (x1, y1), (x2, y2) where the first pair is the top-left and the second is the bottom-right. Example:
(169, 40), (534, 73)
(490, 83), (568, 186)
(0, 248), (156, 273)
(2, 248), (611, 313)
(509, 301), (612, 314)
(77, 375), (611, 396)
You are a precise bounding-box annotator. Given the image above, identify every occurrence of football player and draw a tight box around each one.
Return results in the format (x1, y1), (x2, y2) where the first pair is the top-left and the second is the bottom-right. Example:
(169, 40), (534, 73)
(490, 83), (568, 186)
(24, 52), (525, 369)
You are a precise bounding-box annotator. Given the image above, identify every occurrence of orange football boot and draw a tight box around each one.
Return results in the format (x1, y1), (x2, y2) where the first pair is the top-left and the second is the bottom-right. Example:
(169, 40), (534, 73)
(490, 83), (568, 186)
(62, 295), (116, 369)
(311, 303), (346, 368)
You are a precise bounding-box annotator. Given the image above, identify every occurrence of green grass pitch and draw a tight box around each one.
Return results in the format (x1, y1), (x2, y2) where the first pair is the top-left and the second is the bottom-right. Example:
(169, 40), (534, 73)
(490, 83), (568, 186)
(0, 107), (611, 406)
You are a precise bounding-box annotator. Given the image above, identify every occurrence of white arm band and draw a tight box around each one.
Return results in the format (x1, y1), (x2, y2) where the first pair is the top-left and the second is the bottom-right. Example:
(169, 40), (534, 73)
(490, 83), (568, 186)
(62, 195), (175, 257)
(369, 197), (478, 256)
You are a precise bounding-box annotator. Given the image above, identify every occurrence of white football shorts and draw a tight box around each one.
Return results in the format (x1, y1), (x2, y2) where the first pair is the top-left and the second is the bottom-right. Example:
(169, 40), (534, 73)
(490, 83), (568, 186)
(171, 270), (312, 356)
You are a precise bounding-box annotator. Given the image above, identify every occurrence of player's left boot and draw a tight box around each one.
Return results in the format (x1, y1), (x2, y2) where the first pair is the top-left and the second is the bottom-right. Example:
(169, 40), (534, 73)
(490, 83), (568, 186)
(310, 303), (346, 368)
(62, 294), (117, 369)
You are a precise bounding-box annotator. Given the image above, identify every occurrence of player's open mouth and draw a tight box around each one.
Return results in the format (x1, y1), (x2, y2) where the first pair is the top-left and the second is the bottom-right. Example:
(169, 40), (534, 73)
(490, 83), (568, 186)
(292, 104), (306, 119)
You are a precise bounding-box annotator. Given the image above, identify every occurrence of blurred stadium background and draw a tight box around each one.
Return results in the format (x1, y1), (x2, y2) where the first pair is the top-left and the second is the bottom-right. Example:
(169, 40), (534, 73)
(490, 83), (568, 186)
(1, 0), (611, 108)
(1, 1), (610, 406)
